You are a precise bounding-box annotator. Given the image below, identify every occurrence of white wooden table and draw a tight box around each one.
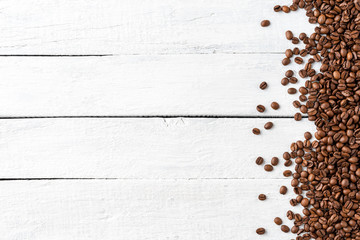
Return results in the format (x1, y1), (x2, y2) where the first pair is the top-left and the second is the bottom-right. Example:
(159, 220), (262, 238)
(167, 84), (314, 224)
(0, 0), (317, 239)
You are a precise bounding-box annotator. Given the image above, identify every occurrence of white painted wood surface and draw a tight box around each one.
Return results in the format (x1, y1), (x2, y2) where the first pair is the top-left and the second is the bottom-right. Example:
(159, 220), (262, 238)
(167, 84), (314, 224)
(0, 118), (314, 178)
(0, 179), (301, 240)
(0, 54), (308, 117)
(0, 0), (315, 238)
(0, 0), (314, 54)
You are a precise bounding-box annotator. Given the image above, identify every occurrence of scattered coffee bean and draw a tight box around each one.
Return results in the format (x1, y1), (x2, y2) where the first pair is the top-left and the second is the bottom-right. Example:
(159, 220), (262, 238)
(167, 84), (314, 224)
(283, 170), (292, 177)
(270, 102), (280, 110)
(264, 122), (273, 130)
(282, 6), (290, 13)
(285, 30), (294, 40)
(271, 157), (279, 166)
(252, 128), (260, 135)
(279, 186), (288, 195)
(281, 77), (289, 86)
(292, 37), (299, 44)
(261, 20), (270, 27)
(264, 164), (273, 172)
(294, 113), (302, 121)
(304, 131), (312, 140)
(282, 58), (290, 66)
(294, 57), (303, 64)
(285, 70), (294, 77)
(255, 157), (264, 165)
(285, 49), (293, 58)
(256, 105), (265, 113)
(256, 228), (265, 235)
(274, 217), (282, 225)
(274, 5), (281, 12)
(289, 77), (298, 84)
(281, 225), (290, 233)
(259, 81), (267, 90)
(287, 88), (297, 94)
(258, 194), (266, 201)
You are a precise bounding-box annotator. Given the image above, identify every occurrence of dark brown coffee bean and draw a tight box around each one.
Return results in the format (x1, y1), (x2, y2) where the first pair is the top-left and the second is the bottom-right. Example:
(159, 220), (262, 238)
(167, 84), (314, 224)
(304, 132), (312, 140)
(271, 157), (279, 166)
(281, 225), (290, 233)
(252, 128), (260, 135)
(264, 164), (273, 172)
(294, 113), (302, 121)
(284, 160), (292, 167)
(274, 217), (282, 225)
(280, 186), (288, 195)
(281, 77), (289, 86)
(261, 20), (270, 27)
(259, 81), (267, 90)
(288, 88), (297, 94)
(293, 100), (301, 108)
(283, 170), (292, 177)
(285, 49), (293, 58)
(289, 77), (298, 84)
(282, 6), (290, 13)
(299, 32), (307, 40)
(270, 102), (280, 110)
(258, 194), (266, 201)
(274, 5), (281, 12)
(286, 30), (294, 40)
(256, 105), (265, 113)
(282, 58), (291, 66)
(292, 37), (300, 44)
(293, 47), (300, 55)
(255, 157), (264, 165)
(285, 70), (294, 77)
(264, 122), (273, 130)
(294, 57), (303, 64)
(256, 228), (265, 235)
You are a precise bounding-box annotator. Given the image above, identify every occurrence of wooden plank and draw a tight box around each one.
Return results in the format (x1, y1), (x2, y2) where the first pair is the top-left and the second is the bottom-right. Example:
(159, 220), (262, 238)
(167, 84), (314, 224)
(0, 0), (314, 54)
(0, 54), (307, 117)
(0, 179), (300, 240)
(0, 118), (315, 178)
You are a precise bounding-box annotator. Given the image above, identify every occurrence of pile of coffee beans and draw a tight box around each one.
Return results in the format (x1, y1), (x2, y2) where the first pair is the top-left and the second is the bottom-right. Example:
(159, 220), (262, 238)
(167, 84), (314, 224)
(256, 0), (360, 239)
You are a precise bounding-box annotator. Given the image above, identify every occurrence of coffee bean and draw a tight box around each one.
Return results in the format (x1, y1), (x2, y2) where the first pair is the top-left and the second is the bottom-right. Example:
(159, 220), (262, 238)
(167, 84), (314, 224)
(285, 49), (293, 58)
(283, 170), (292, 177)
(274, 5), (281, 12)
(264, 164), (273, 172)
(270, 102), (280, 110)
(271, 157), (279, 166)
(281, 77), (289, 86)
(284, 160), (292, 167)
(299, 32), (307, 40)
(255, 157), (264, 165)
(289, 77), (298, 84)
(293, 47), (300, 55)
(259, 81), (267, 90)
(252, 128), (260, 135)
(282, 6), (290, 13)
(274, 217), (282, 225)
(281, 225), (290, 233)
(261, 20), (270, 27)
(258, 194), (266, 201)
(256, 228), (265, 235)
(293, 100), (301, 108)
(279, 186), (288, 195)
(256, 105), (265, 113)
(285, 30), (294, 40)
(304, 131), (312, 140)
(287, 88), (297, 94)
(294, 57), (303, 64)
(285, 70), (294, 77)
(264, 122), (273, 130)
(294, 112), (302, 121)
(292, 37), (300, 44)
(282, 58), (291, 66)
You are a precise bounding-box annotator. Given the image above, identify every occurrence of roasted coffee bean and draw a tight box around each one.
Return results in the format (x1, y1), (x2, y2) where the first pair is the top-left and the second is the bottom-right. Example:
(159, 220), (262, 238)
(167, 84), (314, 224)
(285, 70), (294, 77)
(286, 30), (294, 40)
(282, 6), (290, 13)
(252, 128), (260, 135)
(281, 77), (289, 86)
(259, 81), (267, 90)
(256, 105), (265, 113)
(270, 102), (280, 110)
(282, 58), (291, 66)
(255, 157), (264, 165)
(256, 228), (265, 235)
(258, 194), (266, 201)
(293, 47), (300, 55)
(281, 225), (290, 233)
(294, 57), (303, 64)
(292, 37), (300, 44)
(274, 217), (282, 225)
(293, 100), (301, 108)
(271, 157), (279, 166)
(274, 5), (281, 12)
(285, 49), (293, 58)
(289, 77), (298, 84)
(284, 160), (292, 167)
(283, 170), (292, 177)
(261, 20), (270, 27)
(264, 122), (273, 130)
(279, 186), (288, 195)
(288, 88), (297, 94)
(264, 164), (273, 172)
(294, 112), (302, 121)
(304, 132), (312, 140)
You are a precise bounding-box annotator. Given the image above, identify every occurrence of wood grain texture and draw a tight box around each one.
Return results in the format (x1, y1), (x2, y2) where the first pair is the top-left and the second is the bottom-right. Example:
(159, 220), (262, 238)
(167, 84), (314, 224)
(0, 54), (309, 117)
(0, 0), (314, 54)
(0, 179), (301, 240)
(0, 118), (315, 178)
